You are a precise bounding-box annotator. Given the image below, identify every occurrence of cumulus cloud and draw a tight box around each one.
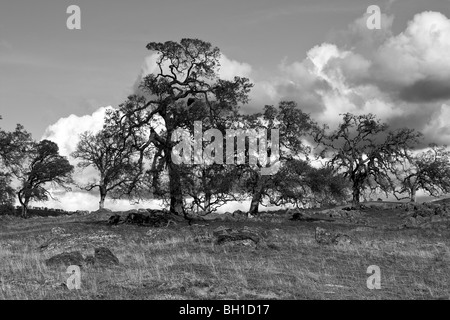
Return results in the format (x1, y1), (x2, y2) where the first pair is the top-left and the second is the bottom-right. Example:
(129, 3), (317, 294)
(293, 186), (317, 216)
(373, 12), (450, 97)
(41, 106), (112, 157)
(41, 106), (113, 192)
(244, 11), (450, 146)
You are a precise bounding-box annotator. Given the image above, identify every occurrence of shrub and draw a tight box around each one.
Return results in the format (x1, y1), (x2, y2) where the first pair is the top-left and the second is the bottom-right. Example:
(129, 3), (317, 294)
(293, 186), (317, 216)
(0, 204), (17, 216)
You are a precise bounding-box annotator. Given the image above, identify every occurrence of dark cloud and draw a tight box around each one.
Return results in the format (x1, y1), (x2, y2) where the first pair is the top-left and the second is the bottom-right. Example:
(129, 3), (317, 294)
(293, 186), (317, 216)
(399, 77), (450, 102)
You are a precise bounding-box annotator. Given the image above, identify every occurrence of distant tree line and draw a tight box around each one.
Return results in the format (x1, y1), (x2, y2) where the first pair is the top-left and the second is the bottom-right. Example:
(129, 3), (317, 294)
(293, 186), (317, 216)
(1, 38), (450, 218)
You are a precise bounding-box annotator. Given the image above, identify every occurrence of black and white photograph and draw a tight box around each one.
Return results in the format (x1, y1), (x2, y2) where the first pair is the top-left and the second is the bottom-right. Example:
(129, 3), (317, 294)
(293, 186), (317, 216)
(1, 0), (450, 305)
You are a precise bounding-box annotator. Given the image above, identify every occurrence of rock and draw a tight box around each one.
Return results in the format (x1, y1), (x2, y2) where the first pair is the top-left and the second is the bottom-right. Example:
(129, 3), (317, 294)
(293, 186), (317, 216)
(214, 226), (261, 245)
(45, 251), (84, 267)
(431, 215), (444, 223)
(108, 214), (121, 225)
(315, 227), (336, 245)
(290, 210), (310, 221)
(334, 234), (352, 246)
(327, 209), (343, 218)
(38, 230), (122, 254)
(124, 213), (147, 224)
(84, 255), (95, 265)
(404, 216), (418, 228)
(315, 227), (352, 245)
(213, 226), (233, 237)
(51, 227), (67, 235)
(221, 212), (237, 221)
(352, 226), (375, 232)
(93, 247), (119, 266)
(232, 209), (246, 216)
(231, 210), (249, 220)
(124, 211), (176, 227)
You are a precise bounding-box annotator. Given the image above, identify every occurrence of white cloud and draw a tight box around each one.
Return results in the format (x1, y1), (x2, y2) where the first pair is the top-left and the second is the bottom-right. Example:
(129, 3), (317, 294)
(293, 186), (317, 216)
(41, 106), (112, 157)
(41, 106), (113, 192)
(218, 54), (252, 80)
(243, 11), (450, 145)
(374, 11), (450, 87)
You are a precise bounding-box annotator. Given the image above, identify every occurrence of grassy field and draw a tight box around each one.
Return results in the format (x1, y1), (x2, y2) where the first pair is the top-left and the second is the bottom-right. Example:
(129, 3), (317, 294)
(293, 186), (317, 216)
(0, 205), (449, 300)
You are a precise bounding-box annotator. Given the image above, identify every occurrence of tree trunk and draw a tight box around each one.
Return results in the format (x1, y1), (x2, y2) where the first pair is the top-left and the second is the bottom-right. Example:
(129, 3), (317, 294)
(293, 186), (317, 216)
(248, 175), (268, 215)
(168, 161), (184, 217)
(204, 192), (211, 214)
(352, 185), (361, 206)
(249, 194), (261, 215)
(99, 185), (107, 210)
(21, 196), (30, 219)
(410, 186), (417, 203)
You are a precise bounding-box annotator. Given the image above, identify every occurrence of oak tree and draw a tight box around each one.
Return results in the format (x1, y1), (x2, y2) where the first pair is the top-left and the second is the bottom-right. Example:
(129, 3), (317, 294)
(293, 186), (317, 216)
(315, 113), (422, 205)
(396, 144), (450, 202)
(108, 38), (252, 217)
(16, 140), (73, 218)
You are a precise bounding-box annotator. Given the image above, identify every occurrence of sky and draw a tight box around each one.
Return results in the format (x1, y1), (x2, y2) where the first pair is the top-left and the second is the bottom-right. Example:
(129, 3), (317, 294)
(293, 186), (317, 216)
(1, 0), (450, 210)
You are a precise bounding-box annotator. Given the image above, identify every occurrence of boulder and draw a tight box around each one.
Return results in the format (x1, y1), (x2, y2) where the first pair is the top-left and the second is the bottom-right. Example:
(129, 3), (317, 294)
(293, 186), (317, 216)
(232, 209), (246, 216)
(214, 226), (262, 246)
(108, 214), (121, 225)
(231, 210), (248, 220)
(93, 247), (119, 266)
(124, 213), (148, 225)
(45, 251), (84, 267)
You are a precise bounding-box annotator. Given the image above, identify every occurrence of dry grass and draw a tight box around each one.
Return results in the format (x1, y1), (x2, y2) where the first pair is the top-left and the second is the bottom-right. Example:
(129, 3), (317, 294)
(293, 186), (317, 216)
(0, 207), (449, 300)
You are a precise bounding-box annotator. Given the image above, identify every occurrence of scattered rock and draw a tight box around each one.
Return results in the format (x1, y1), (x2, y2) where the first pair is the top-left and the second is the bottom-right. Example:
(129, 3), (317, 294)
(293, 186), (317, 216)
(38, 230), (122, 254)
(402, 203), (450, 228)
